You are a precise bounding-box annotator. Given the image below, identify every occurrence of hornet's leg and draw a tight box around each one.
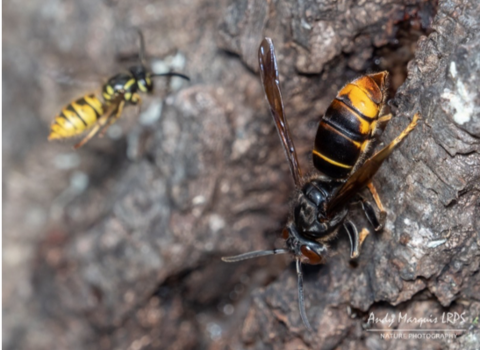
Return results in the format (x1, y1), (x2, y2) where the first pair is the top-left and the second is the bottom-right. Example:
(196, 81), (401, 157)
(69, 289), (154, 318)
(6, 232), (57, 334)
(344, 220), (370, 259)
(367, 182), (386, 230)
(357, 195), (383, 231)
(347, 113), (420, 181)
(351, 192), (384, 232)
(371, 113), (392, 138)
(352, 113), (420, 229)
(363, 113), (420, 166)
(358, 228), (370, 251)
(351, 114), (393, 173)
(344, 220), (359, 259)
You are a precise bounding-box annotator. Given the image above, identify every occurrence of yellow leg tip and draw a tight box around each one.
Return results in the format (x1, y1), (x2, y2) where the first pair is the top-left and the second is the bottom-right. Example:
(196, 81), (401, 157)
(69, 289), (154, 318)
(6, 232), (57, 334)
(358, 228), (370, 247)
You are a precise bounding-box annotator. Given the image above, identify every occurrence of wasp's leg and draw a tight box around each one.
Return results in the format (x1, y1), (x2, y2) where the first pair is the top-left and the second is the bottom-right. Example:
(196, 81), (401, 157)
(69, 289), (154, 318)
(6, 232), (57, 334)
(98, 100), (126, 138)
(132, 93), (143, 123)
(73, 124), (102, 149)
(131, 93), (142, 105)
(73, 109), (114, 149)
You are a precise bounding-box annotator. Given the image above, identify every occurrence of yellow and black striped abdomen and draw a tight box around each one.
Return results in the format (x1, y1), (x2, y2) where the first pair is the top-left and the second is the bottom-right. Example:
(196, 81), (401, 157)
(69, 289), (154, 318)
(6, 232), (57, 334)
(313, 73), (386, 179)
(49, 94), (104, 140)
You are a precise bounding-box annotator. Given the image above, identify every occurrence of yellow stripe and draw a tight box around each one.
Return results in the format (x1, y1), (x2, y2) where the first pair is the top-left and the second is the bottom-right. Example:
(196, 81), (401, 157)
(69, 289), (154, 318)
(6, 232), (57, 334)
(321, 121), (362, 148)
(63, 107), (85, 130)
(352, 111), (371, 135)
(338, 84), (379, 119)
(71, 101), (96, 127)
(106, 85), (114, 95)
(49, 120), (74, 138)
(312, 150), (352, 169)
(56, 113), (77, 132)
(124, 79), (136, 90)
(84, 95), (103, 115)
(353, 82), (375, 102)
(138, 82), (147, 92)
(49, 125), (65, 139)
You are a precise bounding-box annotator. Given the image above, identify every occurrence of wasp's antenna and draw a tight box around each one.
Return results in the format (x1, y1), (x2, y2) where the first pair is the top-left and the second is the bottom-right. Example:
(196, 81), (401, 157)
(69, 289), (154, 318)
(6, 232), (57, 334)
(135, 27), (147, 67)
(296, 258), (313, 331)
(150, 72), (190, 81)
(222, 248), (289, 263)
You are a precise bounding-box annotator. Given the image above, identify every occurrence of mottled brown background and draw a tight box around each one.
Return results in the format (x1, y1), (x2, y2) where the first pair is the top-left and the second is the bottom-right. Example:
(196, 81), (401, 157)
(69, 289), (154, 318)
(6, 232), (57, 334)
(3, 0), (479, 349)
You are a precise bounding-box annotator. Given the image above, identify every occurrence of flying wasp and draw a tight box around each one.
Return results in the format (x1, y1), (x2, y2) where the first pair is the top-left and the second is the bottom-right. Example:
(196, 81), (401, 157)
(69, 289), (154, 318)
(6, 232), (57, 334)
(222, 38), (420, 330)
(48, 29), (190, 149)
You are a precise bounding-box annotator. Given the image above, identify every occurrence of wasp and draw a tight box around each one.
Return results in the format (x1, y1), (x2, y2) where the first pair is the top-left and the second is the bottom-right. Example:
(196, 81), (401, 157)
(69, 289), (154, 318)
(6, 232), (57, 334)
(222, 38), (420, 330)
(48, 29), (190, 149)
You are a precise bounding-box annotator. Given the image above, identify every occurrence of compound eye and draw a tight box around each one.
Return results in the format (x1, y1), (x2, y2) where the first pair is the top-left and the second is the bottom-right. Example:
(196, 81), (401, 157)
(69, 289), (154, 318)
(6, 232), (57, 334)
(300, 245), (324, 265)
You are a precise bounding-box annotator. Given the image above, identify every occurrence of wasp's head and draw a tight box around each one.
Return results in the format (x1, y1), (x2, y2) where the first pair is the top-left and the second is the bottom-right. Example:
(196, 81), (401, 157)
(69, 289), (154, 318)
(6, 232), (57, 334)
(129, 65), (154, 93)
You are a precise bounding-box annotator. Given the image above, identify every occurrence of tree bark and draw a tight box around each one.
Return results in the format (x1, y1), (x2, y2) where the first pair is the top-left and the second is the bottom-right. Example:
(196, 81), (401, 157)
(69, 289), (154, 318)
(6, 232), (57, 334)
(3, 0), (479, 349)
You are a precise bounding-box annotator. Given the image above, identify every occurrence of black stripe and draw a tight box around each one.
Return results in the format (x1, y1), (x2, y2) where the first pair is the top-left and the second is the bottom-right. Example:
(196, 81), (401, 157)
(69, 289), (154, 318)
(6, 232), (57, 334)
(82, 98), (101, 119)
(323, 117), (363, 143)
(314, 124), (359, 166)
(312, 153), (351, 179)
(59, 111), (77, 129)
(66, 105), (87, 126)
(322, 102), (368, 143)
(336, 96), (376, 122)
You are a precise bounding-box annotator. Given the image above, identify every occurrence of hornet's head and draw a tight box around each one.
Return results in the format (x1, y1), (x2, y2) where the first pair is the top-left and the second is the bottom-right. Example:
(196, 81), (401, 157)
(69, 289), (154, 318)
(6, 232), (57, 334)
(282, 222), (327, 265)
(221, 221), (331, 331)
(293, 180), (348, 240)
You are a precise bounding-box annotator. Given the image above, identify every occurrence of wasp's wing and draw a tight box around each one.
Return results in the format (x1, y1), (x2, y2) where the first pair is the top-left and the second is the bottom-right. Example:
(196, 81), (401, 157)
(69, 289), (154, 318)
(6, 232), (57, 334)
(73, 94), (124, 149)
(44, 61), (105, 88)
(327, 113), (420, 213)
(259, 38), (303, 187)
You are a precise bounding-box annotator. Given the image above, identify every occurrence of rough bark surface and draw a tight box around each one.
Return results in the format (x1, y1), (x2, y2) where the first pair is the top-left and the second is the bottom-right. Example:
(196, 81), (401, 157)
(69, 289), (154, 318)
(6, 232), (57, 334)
(3, 0), (479, 349)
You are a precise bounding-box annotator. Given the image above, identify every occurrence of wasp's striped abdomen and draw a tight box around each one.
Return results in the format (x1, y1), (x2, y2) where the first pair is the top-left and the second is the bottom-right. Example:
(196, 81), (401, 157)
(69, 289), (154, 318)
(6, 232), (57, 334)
(49, 94), (104, 140)
(48, 28), (190, 148)
(312, 72), (387, 179)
